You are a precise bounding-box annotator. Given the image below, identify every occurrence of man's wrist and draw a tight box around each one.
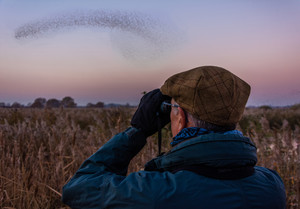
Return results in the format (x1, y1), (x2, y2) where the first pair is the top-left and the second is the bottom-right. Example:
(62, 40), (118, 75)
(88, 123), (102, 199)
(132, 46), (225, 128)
(125, 126), (142, 137)
(125, 127), (147, 150)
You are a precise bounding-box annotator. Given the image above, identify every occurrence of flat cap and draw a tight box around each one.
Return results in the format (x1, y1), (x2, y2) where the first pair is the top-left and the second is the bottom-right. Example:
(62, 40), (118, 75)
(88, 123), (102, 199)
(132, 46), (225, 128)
(160, 66), (250, 126)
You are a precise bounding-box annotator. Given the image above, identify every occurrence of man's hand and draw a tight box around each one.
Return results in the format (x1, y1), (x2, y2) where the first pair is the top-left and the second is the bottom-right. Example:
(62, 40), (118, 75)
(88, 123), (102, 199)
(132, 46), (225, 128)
(131, 89), (171, 137)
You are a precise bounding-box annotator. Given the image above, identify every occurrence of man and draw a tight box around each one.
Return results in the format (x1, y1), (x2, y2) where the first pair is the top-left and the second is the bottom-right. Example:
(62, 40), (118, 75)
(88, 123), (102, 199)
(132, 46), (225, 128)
(62, 66), (286, 209)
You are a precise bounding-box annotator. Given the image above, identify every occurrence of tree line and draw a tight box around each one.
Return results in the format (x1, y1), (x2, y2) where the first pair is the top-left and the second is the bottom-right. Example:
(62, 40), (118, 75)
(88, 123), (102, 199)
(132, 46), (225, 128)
(0, 97), (105, 108)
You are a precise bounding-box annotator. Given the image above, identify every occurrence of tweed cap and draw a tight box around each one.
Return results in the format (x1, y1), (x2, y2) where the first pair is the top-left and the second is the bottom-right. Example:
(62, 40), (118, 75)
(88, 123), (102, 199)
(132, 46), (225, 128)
(160, 66), (251, 126)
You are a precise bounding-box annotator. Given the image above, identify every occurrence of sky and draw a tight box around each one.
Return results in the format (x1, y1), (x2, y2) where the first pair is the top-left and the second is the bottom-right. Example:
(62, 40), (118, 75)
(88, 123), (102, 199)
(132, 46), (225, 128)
(0, 0), (300, 106)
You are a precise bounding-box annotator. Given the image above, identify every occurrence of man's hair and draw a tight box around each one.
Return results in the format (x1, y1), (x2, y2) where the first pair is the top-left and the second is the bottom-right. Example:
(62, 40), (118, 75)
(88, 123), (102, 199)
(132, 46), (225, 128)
(172, 102), (236, 132)
(187, 112), (236, 132)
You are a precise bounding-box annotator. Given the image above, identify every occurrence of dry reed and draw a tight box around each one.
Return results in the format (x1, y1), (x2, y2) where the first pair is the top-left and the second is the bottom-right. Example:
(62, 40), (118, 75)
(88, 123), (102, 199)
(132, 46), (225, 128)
(0, 106), (299, 208)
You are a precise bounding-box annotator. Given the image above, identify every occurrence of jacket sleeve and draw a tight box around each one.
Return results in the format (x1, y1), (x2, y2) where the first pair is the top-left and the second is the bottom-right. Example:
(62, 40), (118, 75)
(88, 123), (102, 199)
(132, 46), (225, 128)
(62, 127), (154, 208)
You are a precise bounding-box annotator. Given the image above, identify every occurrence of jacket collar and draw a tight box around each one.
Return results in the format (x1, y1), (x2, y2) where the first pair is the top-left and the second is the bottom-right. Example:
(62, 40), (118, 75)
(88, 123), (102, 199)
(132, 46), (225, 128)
(145, 132), (257, 172)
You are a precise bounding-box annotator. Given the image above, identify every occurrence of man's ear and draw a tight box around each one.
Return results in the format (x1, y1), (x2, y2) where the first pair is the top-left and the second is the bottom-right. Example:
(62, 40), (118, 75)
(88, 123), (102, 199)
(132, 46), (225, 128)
(177, 107), (187, 131)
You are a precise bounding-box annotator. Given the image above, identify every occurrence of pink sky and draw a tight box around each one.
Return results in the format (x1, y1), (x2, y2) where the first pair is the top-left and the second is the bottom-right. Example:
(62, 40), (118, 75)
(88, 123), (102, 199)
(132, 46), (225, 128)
(0, 0), (300, 106)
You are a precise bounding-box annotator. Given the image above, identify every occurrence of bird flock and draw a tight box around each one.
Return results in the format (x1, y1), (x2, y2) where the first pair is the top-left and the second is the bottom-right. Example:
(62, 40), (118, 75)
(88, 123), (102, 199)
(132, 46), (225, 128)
(15, 10), (181, 60)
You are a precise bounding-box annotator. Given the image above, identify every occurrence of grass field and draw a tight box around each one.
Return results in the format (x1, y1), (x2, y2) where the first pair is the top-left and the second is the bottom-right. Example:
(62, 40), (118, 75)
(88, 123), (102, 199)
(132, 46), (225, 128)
(0, 106), (299, 208)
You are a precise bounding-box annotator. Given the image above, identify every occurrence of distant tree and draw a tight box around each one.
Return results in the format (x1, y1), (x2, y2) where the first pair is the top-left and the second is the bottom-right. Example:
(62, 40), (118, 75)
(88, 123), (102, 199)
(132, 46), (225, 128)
(31, 98), (46, 108)
(95, 101), (104, 108)
(86, 101), (104, 108)
(0, 102), (5, 108)
(61, 96), (77, 108)
(86, 103), (95, 108)
(46, 98), (61, 108)
(11, 102), (23, 108)
(106, 103), (120, 108)
(259, 105), (272, 110)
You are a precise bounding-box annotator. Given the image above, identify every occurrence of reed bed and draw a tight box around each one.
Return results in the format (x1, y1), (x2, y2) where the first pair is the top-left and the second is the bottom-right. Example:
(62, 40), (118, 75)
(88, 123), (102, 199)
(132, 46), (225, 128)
(0, 106), (299, 209)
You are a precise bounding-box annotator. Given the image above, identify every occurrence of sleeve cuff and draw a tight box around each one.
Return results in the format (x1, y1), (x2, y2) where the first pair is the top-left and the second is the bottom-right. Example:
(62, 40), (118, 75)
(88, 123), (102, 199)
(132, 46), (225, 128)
(124, 127), (147, 150)
(124, 126), (141, 137)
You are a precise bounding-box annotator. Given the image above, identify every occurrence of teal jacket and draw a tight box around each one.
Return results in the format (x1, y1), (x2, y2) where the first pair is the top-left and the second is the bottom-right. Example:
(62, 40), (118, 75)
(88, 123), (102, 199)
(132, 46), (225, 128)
(62, 127), (286, 209)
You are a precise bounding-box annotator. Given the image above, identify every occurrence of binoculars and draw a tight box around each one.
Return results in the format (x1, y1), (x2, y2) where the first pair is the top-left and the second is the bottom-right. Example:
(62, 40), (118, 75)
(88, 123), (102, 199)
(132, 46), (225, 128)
(160, 101), (180, 114)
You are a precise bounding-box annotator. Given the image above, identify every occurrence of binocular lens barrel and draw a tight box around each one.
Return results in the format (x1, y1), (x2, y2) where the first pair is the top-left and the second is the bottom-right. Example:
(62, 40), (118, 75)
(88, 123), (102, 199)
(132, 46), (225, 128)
(160, 101), (171, 114)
